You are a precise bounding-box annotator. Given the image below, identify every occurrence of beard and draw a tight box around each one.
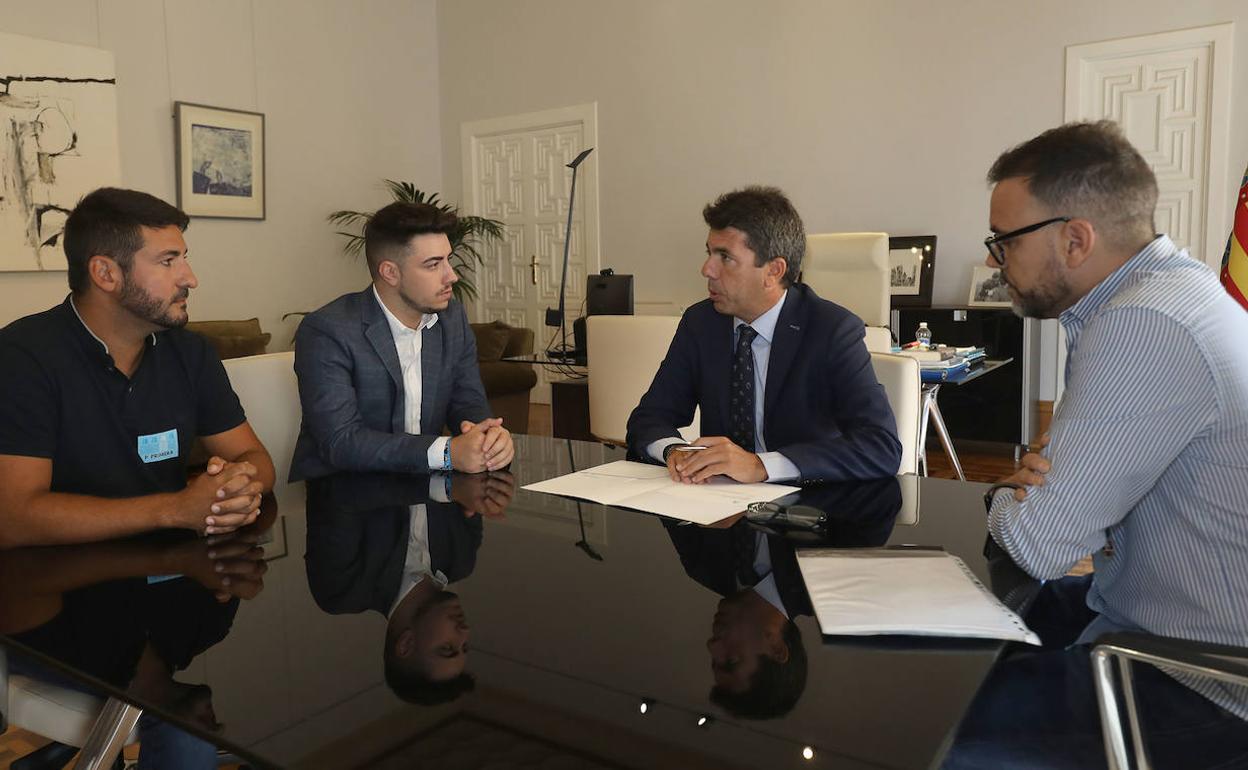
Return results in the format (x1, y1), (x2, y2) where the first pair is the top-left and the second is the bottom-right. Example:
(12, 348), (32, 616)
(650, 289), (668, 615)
(398, 285), (451, 316)
(1006, 247), (1075, 319)
(118, 275), (189, 329)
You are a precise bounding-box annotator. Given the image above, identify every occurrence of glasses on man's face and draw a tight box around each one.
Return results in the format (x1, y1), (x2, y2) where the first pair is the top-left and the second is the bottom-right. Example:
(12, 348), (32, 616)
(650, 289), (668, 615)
(983, 217), (1071, 266)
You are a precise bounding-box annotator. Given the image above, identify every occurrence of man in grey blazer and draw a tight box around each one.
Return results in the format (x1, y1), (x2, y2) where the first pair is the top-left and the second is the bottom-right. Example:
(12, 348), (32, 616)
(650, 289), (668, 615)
(290, 201), (515, 481)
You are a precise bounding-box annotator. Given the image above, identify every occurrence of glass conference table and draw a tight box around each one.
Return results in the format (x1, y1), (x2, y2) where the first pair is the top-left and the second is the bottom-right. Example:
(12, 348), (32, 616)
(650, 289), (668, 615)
(0, 435), (1036, 770)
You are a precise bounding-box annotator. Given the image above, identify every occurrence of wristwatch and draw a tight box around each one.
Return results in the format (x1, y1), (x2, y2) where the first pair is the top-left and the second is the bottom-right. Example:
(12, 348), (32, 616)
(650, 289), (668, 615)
(982, 482), (1022, 514)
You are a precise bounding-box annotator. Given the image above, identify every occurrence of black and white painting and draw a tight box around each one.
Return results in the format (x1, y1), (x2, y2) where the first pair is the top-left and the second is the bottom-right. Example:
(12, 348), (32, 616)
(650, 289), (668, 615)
(888, 235), (936, 308)
(889, 246), (923, 295)
(0, 32), (121, 272)
(968, 265), (1013, 307)
(176, 102), (265, 219)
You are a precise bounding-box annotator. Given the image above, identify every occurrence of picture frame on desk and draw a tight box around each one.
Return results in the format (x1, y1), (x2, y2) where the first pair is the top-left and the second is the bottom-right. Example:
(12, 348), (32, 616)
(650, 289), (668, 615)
(889, 235), (936, 308)
(968, 265), (1013, 308)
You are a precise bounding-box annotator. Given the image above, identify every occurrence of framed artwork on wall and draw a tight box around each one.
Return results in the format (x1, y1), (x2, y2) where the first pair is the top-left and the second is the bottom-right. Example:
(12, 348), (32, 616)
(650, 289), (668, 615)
(968, 265), (1013, 307)
(174, 101), (265, 220)
(888, 235), (936, 308)
(0, 31), (121, 271)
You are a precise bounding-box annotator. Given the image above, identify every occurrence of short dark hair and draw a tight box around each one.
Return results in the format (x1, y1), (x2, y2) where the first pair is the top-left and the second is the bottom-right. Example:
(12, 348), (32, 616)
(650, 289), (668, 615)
(364, 201), (458, 279)
(709, 620), (807, 719)
(63, 188), (189, 294)
(988, 121), (1158, 248)
(703, 186), (805, 287)
(384, 663), (476, 706)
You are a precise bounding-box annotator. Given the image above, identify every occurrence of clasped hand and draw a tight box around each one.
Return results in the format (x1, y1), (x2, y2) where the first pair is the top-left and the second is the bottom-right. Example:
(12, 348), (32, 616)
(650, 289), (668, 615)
(451, 470), (516, 518)
(667, 436), (767, 484)
(999, 433), (1052, 501)
(450, 418), (515, 473)
(165, 530), (268, 602)
(181, 456), (264, 535)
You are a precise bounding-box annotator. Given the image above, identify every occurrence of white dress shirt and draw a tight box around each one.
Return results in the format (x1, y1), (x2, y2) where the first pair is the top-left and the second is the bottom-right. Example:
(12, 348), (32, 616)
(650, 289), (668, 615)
(372, 286), (448, 471)
(387, 496), (450, 619)
(648, 291), (801, 482)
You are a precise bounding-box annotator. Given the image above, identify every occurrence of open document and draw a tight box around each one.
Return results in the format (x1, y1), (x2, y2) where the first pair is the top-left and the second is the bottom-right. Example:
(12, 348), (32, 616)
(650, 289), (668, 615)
(522, 460), (799, 526)
(797, 548), (1040, 644)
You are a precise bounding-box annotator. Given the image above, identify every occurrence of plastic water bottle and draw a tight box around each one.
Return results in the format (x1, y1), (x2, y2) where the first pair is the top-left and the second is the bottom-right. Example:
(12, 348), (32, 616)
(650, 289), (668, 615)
(915, 322), (932, 348)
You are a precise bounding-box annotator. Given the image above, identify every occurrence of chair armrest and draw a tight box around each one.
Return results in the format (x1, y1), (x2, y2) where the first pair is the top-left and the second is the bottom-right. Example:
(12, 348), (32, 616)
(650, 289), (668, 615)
(1093, 631), (1248, 683)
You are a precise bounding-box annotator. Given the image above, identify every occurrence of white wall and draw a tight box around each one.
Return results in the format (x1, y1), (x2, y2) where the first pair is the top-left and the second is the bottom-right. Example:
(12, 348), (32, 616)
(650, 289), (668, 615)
(0, 0), (443, 348)
(437, 0), (1248, 397)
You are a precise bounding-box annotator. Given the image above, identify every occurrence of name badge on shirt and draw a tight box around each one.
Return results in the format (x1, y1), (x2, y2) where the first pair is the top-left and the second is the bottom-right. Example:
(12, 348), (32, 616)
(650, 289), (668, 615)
(137, 429), (179, 464)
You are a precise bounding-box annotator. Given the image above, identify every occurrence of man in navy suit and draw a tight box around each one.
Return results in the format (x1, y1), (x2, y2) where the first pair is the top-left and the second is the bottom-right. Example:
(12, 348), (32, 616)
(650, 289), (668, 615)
(290, 201), (514, 480)
(626, 186), (900, 484)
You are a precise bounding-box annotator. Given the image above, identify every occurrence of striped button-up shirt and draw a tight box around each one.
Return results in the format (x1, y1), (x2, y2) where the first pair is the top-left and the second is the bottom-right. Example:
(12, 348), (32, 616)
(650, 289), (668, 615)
(989, 235), (1248, 717)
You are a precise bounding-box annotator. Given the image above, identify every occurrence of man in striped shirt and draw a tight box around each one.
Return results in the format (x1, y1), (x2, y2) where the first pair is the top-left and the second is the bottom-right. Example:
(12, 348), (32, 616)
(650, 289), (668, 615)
(946, 122), (1248, 768)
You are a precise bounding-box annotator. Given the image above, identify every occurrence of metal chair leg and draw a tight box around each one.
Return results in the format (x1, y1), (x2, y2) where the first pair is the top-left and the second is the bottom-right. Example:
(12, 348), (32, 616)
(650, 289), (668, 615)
(71, 697), (142, 770)
(1092, 647), (1131, 770)
(918, 386), (935, 476)
(1117, 656), (1152, 770)
(927, 396), (966, 481)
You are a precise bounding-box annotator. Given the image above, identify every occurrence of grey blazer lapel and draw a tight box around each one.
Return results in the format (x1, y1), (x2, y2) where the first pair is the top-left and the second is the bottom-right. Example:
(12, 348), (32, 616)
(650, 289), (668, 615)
(421, 320), (444, 433)
(361, 294), (405, 433)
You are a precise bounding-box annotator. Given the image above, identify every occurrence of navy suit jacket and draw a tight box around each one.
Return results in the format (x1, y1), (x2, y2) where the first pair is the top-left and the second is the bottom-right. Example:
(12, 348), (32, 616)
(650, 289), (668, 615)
(290, 287), (492, 481)
(304, 473), (483, 617)
(663, 521), (814, 617)
(626, 284), (900, 483)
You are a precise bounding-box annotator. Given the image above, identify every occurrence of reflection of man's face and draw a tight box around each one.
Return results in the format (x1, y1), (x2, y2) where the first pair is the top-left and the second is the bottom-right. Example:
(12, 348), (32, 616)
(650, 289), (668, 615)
(410, 591), (470, 681)
(706, 591), (787, 692)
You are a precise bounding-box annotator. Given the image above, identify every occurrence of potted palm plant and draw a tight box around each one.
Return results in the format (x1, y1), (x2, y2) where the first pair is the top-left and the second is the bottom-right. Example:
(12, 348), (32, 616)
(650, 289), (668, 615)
(327, 180), (504, 302)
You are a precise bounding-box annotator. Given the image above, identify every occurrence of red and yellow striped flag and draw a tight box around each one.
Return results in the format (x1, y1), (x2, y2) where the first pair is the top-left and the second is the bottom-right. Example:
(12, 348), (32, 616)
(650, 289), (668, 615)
(1222, 165), (1248, 310)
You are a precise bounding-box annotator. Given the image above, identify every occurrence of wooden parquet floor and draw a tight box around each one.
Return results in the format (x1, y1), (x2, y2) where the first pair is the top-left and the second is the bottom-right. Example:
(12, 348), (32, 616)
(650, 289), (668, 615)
(0, 728), (53, 769)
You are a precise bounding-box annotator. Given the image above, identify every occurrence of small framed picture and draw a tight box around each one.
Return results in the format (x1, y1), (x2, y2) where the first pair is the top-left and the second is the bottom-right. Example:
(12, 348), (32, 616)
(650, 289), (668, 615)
(257, 515), (287, 561)
(889, 235), (936, 308)
(174, 102), (265, 219)
(968, 265), (1013, 307)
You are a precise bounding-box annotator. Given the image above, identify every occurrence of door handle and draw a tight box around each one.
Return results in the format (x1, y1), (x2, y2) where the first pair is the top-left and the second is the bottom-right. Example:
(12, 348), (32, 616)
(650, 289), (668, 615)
(530, 254), (539, 285)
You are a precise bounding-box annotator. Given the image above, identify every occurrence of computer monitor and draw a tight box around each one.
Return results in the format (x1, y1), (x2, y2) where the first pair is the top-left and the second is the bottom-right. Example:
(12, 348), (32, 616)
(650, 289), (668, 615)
(586, 271), (633, 316)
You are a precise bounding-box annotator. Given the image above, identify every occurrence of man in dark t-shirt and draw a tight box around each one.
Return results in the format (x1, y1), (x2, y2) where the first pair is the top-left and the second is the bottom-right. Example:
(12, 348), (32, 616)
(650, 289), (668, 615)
(0, 188), (274, 548)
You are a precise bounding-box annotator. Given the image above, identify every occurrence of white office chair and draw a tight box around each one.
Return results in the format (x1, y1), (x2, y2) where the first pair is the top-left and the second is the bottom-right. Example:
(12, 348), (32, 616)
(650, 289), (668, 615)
(586, 316), (698, 446)
(1, 645), (141, 769)
(803, 232), (892, 349)
(870, 352), (922, 476)
(862, 325), (893, 353)
(221, 351), (300, 477)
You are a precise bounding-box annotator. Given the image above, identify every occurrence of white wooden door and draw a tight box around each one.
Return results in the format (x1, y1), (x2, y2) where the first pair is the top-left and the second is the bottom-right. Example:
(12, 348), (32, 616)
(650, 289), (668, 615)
(1054, 23), (1235, 400)
(461, 103), (601, 403)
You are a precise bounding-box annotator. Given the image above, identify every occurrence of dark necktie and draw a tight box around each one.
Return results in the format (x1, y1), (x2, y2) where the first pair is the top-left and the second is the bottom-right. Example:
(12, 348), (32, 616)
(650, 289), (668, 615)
(730, 523), (761, 587)
(729, 325), (757, 452)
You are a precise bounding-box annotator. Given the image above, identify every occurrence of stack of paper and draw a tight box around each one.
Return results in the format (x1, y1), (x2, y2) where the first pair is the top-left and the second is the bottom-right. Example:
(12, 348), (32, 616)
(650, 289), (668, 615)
(522, 460), (799, 526)
(796, 548), (1039, 644)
